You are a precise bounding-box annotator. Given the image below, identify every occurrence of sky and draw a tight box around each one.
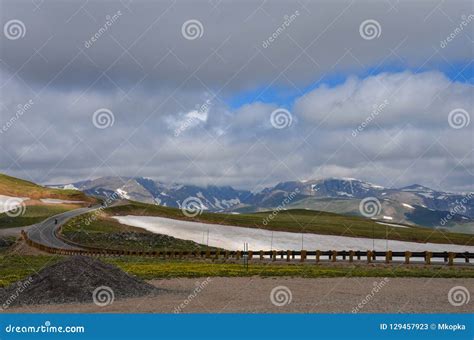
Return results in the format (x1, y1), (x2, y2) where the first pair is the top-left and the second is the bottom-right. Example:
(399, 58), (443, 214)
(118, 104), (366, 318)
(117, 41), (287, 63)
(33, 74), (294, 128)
(0, 0), (473, 193)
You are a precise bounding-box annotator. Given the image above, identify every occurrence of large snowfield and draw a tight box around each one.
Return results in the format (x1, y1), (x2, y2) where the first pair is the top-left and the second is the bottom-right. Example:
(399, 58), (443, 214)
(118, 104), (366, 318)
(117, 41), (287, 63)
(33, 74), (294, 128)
(113, 215), (474, 253)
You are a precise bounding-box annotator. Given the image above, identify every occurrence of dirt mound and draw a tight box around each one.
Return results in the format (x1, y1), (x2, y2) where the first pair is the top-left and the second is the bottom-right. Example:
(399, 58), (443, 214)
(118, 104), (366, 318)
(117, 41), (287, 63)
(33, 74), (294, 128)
(0, 256), (157, 307)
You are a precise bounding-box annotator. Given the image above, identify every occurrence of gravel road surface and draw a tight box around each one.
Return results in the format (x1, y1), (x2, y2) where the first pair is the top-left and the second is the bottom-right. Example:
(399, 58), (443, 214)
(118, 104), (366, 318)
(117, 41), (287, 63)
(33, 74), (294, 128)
(3, 277), (472, 313)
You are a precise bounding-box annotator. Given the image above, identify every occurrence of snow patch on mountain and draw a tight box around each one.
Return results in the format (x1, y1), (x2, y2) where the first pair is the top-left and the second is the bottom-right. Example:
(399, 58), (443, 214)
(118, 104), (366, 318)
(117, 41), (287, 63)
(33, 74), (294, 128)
(116, 188), (130, 200)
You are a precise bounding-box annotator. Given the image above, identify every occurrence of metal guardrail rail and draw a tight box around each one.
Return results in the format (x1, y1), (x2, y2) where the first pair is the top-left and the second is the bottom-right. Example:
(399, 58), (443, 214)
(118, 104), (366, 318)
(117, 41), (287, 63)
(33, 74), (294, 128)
(21, 230), (473, 265)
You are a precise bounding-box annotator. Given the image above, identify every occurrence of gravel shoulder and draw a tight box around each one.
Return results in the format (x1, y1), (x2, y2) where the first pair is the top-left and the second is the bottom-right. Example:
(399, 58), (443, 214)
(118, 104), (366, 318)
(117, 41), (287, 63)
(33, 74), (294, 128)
(3, 277), (472, 313)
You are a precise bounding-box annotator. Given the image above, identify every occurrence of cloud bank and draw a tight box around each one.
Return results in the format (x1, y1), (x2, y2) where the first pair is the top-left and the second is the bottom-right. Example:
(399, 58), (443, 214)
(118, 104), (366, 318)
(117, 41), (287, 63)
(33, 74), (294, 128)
(0, 0), (472, 192)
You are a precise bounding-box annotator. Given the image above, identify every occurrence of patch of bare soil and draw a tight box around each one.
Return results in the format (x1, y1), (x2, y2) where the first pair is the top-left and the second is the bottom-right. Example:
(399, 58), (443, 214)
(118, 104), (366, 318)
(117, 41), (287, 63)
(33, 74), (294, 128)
(5, 238), (49, 255)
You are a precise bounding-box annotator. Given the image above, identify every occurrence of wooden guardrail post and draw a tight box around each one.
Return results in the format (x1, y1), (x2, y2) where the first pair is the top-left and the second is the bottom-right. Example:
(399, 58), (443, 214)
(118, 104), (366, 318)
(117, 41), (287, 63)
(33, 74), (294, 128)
(405, 251), (411, 264)
(286, 250), (291, 262)
(349, 250), (354, 262)
(448, 252), (455, 266)
(386, 251), (392, 264)
(248, 251), (253, 261)
(332, 250), (337, 262)
(424, 251), (432, 265)
(464, 252), (469, 263)
(315, 250), (320, 263)
(260, 250), (264, 260)
(357, 251), (361, 260)
(367, 251), (372, 263)
(300, 250), (307, 262)
(272, 250), (277, 261)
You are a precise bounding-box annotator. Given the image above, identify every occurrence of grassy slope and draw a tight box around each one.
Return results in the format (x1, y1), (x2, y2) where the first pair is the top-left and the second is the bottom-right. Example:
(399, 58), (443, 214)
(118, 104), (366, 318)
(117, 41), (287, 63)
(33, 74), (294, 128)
(105, 201), (474, 246)
(286, 197), (360, 216)
(0, 173), (92, 201)
(0, 173), (96, 228)
(0, 205), (81, 229)
(0, 255), (62, 287)
(61, 214), (221, 252)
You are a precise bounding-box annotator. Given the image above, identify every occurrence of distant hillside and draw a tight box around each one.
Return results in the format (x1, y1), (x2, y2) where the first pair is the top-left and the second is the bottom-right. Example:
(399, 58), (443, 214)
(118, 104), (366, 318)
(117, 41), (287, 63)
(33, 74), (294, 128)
(52, 176), (474, 231)
(0, 174), (97, 229)
(0, 173), (93, 202)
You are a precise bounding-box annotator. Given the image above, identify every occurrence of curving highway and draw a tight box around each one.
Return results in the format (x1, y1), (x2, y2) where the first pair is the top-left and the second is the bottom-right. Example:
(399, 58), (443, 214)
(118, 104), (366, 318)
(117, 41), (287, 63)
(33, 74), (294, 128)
(26, 206), (100, 250)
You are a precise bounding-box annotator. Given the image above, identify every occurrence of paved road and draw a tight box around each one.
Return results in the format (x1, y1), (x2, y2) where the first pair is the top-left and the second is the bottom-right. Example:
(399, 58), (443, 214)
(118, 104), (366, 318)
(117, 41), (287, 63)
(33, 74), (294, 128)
(0, 225), (33, 238)
(27, 206), (100, 250)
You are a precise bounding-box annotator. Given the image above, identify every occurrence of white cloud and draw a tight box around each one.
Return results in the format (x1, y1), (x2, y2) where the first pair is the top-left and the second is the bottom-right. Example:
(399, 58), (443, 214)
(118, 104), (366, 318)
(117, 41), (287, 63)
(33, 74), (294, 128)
(295, 71), (472, 129)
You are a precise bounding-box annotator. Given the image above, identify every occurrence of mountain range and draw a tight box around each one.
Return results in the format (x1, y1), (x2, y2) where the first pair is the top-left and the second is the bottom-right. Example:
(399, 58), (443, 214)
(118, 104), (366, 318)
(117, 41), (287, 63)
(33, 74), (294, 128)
(49, 177), (474, 231)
